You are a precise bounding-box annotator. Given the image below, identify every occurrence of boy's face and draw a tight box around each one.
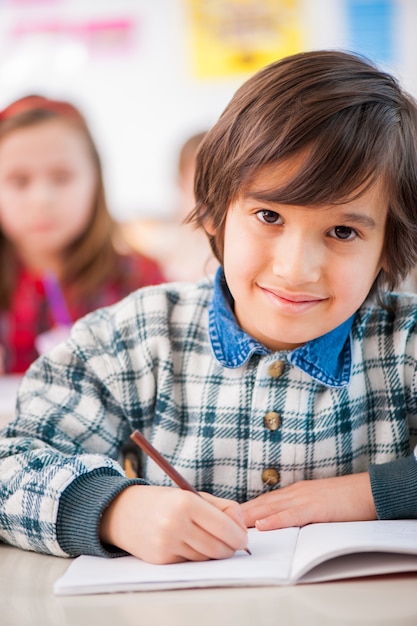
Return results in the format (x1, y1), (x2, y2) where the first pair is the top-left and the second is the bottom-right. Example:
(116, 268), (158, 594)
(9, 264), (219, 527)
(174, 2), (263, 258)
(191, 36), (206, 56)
(217, 164), (388, 351)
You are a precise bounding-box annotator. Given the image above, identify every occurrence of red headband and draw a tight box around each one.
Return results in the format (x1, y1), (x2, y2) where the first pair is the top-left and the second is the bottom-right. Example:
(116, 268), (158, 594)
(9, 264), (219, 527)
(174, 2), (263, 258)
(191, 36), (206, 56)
(0, 95), (84, 123)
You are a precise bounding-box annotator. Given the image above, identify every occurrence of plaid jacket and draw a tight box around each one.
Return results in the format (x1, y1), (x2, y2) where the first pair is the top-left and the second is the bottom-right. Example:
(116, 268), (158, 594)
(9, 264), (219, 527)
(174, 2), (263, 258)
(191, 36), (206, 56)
(1, 271), (417, 557)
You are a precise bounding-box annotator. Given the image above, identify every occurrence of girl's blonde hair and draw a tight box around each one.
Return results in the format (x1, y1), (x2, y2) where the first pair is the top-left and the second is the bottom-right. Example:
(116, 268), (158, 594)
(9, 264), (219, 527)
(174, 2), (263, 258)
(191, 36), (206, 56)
(0, 95), (118, 309)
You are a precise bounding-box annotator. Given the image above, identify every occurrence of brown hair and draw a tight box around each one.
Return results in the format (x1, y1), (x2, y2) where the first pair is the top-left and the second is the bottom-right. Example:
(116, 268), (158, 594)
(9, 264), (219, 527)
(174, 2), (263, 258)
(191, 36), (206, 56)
(0, 95), (117, 308)
(188, 50), (417, 293)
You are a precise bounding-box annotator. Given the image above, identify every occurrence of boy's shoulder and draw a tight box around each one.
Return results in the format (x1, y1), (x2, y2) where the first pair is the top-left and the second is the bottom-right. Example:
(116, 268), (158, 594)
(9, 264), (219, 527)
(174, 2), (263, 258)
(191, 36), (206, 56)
(129, 276), (215, 306)
(92, 276), (216, 324)
(69, 277), (216, 356)
(355, 291), (417, 334)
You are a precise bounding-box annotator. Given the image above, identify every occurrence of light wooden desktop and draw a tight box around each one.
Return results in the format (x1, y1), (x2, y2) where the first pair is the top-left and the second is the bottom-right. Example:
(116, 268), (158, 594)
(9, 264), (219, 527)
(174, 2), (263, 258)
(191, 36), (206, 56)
(1, 379), (417, 626)
(1, 544), (417, 626)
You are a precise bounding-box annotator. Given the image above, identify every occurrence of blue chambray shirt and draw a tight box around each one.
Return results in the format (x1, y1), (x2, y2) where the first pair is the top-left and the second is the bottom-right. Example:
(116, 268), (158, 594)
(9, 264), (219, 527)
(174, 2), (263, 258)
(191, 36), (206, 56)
(210, 268), (354, 388)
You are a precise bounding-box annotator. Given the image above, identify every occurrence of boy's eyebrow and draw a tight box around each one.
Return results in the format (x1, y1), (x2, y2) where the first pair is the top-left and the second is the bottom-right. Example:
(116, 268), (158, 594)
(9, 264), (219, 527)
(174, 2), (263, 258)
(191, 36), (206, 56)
(335, 212), (377, 229)
(245, 193), (378, 229)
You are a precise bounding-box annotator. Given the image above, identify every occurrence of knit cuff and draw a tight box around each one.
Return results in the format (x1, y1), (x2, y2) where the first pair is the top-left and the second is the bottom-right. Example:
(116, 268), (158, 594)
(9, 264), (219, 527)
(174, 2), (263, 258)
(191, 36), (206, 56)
(57, 468), (146, 557)
(369, 454), (417, 519)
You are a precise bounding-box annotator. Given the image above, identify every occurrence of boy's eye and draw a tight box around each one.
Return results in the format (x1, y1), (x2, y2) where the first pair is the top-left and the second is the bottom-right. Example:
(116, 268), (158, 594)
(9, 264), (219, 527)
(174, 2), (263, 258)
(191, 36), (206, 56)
(256, 209), (282, 224)
(329, 225), (357, 240)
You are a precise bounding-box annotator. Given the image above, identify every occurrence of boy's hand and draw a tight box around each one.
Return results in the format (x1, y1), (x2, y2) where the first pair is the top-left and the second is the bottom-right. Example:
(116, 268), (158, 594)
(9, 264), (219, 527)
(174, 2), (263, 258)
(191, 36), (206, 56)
(241, 473), (377, 530)
(100, 485), (248, 564)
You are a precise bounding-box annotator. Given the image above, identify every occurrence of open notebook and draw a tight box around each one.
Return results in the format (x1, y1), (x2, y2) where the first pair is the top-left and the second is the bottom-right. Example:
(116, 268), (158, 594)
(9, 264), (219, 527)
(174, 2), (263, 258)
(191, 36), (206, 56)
(54, 520), (417, 595)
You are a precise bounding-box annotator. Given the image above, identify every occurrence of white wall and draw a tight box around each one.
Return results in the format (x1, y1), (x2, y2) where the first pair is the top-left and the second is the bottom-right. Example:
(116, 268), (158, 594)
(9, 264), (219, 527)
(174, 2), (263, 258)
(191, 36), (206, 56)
(0, 0), (416, 221)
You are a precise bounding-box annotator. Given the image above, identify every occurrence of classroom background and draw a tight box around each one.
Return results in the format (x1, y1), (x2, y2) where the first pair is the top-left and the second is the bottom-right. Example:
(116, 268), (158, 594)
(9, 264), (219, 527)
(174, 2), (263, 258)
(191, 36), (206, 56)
(0, 0), (416, 267)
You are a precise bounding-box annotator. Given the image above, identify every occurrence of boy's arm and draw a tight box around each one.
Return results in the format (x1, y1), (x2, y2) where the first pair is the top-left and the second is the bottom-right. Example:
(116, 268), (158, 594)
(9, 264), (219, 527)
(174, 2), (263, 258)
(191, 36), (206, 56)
(56, 470), (147, 557)
(241, 472), (376, 530)
(0, 435), (133, 557)
(368, 451), (417, 519)
(0, 311), (143, 556)
(0, 309), (248, 562)
(241, 451), (417, 530)
(0, 383), (136, 557)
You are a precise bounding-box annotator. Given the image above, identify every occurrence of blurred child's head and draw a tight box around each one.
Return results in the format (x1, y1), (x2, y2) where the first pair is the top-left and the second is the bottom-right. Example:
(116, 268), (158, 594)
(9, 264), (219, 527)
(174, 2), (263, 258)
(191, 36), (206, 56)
(0, 95), (116, 306)
(190, 50), (417, 295)
(177, 131), (206, 220)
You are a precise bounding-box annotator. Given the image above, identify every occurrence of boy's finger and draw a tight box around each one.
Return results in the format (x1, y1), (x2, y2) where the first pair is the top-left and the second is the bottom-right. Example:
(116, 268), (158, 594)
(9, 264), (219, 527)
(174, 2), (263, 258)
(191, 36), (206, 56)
(195, 494), (248, 551)
(255, 503), (321, 531)
(201, 492), (247, 530)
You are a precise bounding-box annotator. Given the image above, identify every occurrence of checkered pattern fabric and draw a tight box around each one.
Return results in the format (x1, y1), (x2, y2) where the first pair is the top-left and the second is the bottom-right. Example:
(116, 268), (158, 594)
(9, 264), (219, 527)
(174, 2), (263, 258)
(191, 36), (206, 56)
(0, 278), (416, 555)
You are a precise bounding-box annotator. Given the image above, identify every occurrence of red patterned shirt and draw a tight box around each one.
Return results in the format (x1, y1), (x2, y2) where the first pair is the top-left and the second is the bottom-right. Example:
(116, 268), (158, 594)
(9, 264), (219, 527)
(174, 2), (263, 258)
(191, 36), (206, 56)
(0, 253), (165, 373)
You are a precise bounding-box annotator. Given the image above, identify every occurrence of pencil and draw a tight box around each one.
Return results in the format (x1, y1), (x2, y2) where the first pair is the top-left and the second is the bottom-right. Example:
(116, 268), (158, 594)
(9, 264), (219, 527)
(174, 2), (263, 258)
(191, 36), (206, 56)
(129, 429), (251, 555)
(130, 429), (200, 494)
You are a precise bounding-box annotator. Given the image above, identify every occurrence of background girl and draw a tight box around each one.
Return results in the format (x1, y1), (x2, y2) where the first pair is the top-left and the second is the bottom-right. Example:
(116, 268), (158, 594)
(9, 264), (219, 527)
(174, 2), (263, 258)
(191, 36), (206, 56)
(0, 95), (165, 373)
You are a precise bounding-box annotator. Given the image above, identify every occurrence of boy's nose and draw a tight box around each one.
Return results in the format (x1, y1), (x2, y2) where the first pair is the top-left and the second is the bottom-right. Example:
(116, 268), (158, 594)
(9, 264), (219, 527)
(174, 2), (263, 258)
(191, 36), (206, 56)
(272, 234), (322, 285)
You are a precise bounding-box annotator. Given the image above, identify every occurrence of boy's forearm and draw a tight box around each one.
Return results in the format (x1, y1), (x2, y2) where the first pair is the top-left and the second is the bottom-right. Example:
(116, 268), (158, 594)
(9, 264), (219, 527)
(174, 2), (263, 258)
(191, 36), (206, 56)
(0, 429), (143, 557)
(369, 451), (417, 519)
(57, 470), (147, 557)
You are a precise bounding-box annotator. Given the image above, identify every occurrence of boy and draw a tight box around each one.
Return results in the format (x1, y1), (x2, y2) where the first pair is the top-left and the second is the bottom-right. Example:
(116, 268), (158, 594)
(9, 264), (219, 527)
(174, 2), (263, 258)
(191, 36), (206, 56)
(1, 50), (417, 564)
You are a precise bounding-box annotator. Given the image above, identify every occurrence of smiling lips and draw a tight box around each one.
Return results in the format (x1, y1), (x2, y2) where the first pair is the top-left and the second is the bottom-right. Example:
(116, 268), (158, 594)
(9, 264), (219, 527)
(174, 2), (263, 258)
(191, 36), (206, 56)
(260, 286), (326, 313)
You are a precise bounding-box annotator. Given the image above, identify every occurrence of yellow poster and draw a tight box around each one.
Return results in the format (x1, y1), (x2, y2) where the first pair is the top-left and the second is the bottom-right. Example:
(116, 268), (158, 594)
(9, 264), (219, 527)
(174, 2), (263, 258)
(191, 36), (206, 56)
(186, 0), (303, 78)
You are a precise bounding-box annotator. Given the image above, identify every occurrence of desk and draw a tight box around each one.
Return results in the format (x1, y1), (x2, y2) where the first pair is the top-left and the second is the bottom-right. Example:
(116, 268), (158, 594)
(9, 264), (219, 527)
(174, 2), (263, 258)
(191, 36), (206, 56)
(1, 544), (417, 626)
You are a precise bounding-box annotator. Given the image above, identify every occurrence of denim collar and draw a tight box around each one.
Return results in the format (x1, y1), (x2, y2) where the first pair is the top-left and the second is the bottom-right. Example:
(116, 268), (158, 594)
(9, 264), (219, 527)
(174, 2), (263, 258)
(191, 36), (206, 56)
(208, 268), (353, 388)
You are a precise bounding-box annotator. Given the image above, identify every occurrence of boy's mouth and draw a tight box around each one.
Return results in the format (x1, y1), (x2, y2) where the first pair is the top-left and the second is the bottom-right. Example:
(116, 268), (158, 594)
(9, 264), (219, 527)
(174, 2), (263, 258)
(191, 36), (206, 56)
(259, 286), (326, 313)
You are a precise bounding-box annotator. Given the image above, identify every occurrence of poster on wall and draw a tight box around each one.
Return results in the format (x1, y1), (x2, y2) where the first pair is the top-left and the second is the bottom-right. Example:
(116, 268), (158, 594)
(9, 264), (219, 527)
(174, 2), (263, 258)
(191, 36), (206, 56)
(346, 0), (395, 66)
(185, 0), (303, 78)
